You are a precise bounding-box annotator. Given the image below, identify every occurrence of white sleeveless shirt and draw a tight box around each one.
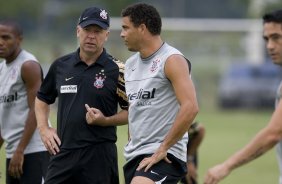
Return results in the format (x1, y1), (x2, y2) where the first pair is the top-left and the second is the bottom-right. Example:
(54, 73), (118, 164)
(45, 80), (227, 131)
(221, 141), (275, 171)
(0, 50), (46, 158)
(124, 43), (190, 162)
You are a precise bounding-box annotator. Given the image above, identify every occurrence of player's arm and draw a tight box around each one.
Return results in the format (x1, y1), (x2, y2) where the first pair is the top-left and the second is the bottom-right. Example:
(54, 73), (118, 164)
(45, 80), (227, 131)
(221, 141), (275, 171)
(138, 54), (199, 171)
(8, 60), (42, 178)
(204, 100), (282, 184)
(0, 132), (3, 148)
(0, 133), (3, 179)
(16, 61), (42, 153)
(159, 54), (199, 157)
(0, 132), (3, 179)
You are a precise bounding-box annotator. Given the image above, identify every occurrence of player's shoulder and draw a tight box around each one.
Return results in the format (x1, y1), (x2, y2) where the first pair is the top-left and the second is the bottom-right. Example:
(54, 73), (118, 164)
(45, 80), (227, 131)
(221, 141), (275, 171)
(108, 54), (125, 71)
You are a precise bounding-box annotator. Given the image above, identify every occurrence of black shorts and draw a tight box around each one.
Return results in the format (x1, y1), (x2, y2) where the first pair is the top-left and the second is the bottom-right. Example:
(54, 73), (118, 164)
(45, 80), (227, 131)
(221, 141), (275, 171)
(45, 143), (118, 184)
(6, 151), (50, 184)
(123, 153), (187, 184)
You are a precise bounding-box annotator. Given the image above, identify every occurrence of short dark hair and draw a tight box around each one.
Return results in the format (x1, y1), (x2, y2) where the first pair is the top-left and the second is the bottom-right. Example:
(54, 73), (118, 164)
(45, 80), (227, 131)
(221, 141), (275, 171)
(121, 3), (162, 35)
(263, 9), (282, 25)
(0, 19), (23, 36)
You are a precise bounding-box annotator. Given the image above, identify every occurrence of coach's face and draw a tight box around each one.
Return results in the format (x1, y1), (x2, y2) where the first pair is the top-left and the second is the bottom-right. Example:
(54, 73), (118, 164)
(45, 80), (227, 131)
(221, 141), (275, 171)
(263, 22), (282, 65)
(77, 24), (109, 55)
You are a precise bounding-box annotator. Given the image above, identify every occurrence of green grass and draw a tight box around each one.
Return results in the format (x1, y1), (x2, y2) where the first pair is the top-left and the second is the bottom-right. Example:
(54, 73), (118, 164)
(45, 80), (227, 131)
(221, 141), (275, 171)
(0, 108), (279, 184)
(196, 108), (279, 184)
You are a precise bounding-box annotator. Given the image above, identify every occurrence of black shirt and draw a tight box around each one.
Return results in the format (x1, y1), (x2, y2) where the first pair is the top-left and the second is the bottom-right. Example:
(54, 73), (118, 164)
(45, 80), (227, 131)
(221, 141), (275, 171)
(37, 48), (128, 149)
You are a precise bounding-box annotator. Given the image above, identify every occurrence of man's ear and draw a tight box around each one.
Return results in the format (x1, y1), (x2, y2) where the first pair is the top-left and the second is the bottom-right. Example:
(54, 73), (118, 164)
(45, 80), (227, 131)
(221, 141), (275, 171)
(76, 26), (80, 38)
(139, 23), (146, 34)
(105, 30), (110, 41)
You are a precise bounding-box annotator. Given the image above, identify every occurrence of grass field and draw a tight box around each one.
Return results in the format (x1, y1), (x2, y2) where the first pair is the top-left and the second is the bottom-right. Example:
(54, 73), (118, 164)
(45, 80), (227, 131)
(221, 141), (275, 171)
(194, 109), (279, 184)
(0, 108), (279, 184)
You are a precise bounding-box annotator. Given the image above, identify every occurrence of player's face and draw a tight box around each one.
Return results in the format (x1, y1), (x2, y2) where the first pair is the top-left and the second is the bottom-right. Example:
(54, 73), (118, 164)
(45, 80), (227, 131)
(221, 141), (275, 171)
(0, 25), (22, 61)
(263, 22), (282, 65)
(77, 24), (109, 55)
(120, 16), (142, 52)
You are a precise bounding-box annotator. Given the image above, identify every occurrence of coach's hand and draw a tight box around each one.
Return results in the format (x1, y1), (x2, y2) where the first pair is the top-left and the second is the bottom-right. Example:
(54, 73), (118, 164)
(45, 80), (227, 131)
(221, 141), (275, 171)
(204, 163), (230, 184)
(85, 104), (107, 126)
(38, 126), (61, 155)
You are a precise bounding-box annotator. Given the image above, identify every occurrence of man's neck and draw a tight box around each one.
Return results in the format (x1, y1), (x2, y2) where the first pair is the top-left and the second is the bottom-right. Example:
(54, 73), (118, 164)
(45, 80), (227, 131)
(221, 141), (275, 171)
(5, 48), (22, 64)
(139, 36), (163, 59)
(80, 49), (103, 66)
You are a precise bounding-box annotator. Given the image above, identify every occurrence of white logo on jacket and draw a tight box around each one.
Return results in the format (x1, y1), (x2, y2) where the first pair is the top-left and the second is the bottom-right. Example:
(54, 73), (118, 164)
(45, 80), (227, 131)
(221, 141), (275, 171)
(60, 85), (77, 93)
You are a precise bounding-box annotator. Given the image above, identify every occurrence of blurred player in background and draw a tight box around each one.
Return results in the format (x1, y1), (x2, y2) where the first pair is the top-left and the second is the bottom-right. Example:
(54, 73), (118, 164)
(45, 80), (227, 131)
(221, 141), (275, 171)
(181, 121), (205, 184)
(204, 9), (282, 184)
(0, 19), (49, 184)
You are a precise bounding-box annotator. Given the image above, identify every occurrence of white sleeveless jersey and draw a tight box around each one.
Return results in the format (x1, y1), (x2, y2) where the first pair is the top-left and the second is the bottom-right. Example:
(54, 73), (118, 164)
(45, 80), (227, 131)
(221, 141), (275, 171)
(0, 50), (46, 158)
(275, 81), (282, 184)
(124, 43), (189, 162)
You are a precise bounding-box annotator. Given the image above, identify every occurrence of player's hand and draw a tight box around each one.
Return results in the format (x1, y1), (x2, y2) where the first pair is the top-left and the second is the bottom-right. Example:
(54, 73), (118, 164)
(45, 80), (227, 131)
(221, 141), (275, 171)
(136, 148), (171, 172)
(85, 104), (107, 126)
(204, 163), (230, 184)
(8, 150), (24, 178)
(38, 126), (61, 155)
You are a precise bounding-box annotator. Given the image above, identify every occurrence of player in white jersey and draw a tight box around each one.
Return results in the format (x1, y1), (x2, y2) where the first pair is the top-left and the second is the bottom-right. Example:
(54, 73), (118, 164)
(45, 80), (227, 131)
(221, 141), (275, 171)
(0, 20), (49, 184)
(120, 3), (199, 184)
(204, 9), (282, 184)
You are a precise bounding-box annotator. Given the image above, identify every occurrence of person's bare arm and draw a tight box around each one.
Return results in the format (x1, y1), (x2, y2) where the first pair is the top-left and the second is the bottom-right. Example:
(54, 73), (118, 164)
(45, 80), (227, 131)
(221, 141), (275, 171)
(186, 123), (205, 183)
(137, 55), (199, 171)
(187, 123), (205, 156)
(0, 132), (3, 149)
(0, 133), (3, 179)
(8, 61), (42, 178)
(204, 100), (282, 184)
(35, 98), (61, 155)
(0, 132), (3, 179)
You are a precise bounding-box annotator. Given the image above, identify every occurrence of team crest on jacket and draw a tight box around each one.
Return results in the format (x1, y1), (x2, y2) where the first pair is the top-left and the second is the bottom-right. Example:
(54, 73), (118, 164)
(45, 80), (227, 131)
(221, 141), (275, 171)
(94, 70), (106, 89)
(150, 58), (161, 72)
